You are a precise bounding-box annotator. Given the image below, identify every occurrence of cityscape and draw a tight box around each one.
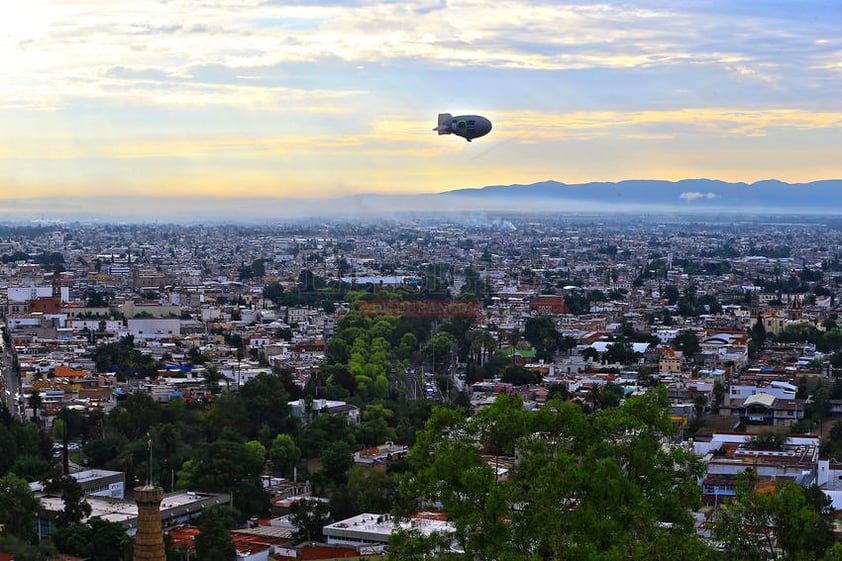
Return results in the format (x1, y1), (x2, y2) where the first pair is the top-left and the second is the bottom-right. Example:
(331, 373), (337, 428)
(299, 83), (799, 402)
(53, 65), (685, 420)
(5, 0), (842, 560)
(1, 213), (842, 559)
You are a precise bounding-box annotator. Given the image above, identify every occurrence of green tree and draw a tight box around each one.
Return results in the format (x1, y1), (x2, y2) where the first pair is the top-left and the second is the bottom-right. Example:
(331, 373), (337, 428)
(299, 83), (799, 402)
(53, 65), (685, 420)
(386, 527), (453, 561)
(356, 404), (398, 447)
(422, 331), (455, 374)
(268, 434), (301, 477)
(0, 472), (40, 540)
(712, 380), (726, 414)
(345, 466), (397, 515)
(51, 517), (133, 561)
(194, 507), (237, 561)
(289, 498), (331, 542)
(262, 282), (284, 306)
(664, 284), (680, 304)
(296, 413), (355, 459)
(751, 319), (768, 348)
(602, 340), (635, 365)
(27, 390), (42, 424)
(320, 441), (354, 485)
(500, 364), (540, 386)
(581, 346), (600, 363)
(203, 365), (226, 395)
(523, 316), (559, 355)
(188, 436), (269, 517)
(674, 330), (701, 359)
(712, 471), (835, 561)
(399, 389), (709, 559)
(238, 373), (292, 441)
(106, 392), (162, 442)
(44, 474), (92, 529)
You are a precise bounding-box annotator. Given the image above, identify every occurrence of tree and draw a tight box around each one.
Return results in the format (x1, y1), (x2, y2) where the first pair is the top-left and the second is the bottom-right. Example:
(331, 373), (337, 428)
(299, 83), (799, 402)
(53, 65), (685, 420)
(712, 380), (726, 414)
(268, 433), (301, 477)
(289, 498), (332, 542)
(500, 364), (540, 386)
(188, 436), (269, 517)
(751, 319), (767, 348)
(674, 330), (700, 359)
(106, 392), (161, 441)
(194, 507), (237, 561)
(356, 404), (397, 447)
(712, 471), (835, 561)
(422, 332), (455, 374)
(344, 466), (397, 515)
(51, 517), (133, 561)
(320, 441), (354, 485)
(44, 474), (92, 529)
(399, 388), (710, 559)
(238, 373), (292, 440)
(296, 413), (355, 460)
(745, 428), (789, 450)
(203, 365), (225, 395)
(602, 341), (635, 365)
(386, 528), (448, 561)
(523, 316), (559, 354)
(581, 346), (600, 363)
(0, 472), (40, 540)
(27, 390), (42, 424)
(262, 282), (284, 307)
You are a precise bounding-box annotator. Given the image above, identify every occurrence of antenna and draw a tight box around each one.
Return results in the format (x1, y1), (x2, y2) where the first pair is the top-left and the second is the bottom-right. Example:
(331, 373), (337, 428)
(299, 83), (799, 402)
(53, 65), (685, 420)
(147, 433), (153, 487)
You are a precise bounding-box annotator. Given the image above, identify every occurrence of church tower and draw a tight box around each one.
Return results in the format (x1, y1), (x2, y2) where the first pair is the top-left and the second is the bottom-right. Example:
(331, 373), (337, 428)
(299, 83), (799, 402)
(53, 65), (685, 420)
(133, 485), (166, 561)
(750, 291), (760, 322)
(787, 294), (803, 321)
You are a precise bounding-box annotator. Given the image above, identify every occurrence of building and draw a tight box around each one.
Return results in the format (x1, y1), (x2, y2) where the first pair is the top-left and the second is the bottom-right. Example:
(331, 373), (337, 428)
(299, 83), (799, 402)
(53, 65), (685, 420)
(529, 295), (566, 315)
(127, 318), (181, 341)
(354, 442), (409, 471)
(722, 393), (806, 428)
(288, 398), (360, 425)
(134, 485), (166, 561)
(695, 432), (820, 506)
(30, 469), (125, 500)
(322, 512), (454, 549)
(34, 487), (231, 541)
(659, 349), (684, 373)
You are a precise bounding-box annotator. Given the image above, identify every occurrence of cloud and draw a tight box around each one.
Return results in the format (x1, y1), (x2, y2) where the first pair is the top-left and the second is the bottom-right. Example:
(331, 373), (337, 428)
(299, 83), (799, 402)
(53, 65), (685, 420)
(4, 0), (842, 110)
(680, 191), (718, 201)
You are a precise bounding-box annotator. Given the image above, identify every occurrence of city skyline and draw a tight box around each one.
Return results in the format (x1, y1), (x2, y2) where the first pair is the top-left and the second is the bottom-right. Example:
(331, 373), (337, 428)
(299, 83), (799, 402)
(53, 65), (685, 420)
(3, 1), (842, 216)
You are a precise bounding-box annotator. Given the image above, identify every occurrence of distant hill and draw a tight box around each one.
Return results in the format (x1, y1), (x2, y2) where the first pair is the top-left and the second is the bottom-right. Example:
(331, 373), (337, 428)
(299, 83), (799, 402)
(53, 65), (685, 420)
(436, 179), (842, 213)
(7, 179), (842, 223)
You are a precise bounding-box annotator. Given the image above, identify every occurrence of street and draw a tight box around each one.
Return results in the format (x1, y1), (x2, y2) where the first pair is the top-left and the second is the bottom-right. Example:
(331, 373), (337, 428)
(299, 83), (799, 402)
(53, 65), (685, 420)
(0, 326), (24, 421)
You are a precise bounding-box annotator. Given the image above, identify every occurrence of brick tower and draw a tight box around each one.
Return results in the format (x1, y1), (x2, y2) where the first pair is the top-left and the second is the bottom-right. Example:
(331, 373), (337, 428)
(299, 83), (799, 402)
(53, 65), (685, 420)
(133, 485), (166, 561)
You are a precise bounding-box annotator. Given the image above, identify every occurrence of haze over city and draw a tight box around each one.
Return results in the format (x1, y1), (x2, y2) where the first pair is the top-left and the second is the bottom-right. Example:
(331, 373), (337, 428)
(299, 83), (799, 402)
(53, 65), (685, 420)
(3, 1), (842, 220)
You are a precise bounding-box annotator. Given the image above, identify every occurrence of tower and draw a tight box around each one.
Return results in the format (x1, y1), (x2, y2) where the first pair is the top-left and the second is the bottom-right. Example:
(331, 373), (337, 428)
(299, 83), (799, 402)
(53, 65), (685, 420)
(133, 485), (166, 561)
(51, 273), (61, 299)
(786, 294), (803, 321)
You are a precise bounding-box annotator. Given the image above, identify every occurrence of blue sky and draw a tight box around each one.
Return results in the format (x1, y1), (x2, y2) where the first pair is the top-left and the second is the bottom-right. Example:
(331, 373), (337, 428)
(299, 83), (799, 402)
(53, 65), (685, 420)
(2, 0), (842, 214)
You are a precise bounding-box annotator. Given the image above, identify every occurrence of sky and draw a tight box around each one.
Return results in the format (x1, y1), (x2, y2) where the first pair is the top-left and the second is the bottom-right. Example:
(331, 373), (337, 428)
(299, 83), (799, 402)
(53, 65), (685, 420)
(2, 0), (842, 216)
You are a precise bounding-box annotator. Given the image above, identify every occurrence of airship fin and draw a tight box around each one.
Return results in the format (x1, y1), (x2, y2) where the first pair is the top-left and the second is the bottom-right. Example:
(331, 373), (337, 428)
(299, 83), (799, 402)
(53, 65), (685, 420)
(434, 113), (453, 135)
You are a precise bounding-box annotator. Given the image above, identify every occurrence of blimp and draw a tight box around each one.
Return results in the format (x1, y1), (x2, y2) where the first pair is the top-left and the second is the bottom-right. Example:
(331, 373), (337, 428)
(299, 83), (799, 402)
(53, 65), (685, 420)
(433, 113), (492, 142)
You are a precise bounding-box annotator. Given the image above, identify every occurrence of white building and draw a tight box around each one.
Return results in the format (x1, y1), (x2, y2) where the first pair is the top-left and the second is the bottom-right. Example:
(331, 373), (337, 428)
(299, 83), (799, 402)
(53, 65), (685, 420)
(323, 512), (454, 548)
(126, 318), (181, 340)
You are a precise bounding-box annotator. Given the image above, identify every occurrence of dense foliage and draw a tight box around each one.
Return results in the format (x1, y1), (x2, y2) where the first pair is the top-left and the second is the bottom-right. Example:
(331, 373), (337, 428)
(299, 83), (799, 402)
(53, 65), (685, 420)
(392, 388), (711, 560)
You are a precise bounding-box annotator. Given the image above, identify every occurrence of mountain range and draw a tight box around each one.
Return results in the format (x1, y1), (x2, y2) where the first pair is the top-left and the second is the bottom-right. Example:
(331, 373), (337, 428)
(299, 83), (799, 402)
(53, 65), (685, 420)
(349, 178), (842, 217)
(6, 179), (842, 222)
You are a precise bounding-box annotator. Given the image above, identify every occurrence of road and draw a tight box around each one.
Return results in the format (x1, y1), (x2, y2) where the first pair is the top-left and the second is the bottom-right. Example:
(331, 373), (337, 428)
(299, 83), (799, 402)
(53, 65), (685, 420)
(0, 325), (24, 421)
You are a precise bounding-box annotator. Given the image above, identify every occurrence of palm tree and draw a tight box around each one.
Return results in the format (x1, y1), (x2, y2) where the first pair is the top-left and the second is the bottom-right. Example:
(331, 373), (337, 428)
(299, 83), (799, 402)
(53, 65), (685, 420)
(27, 390), (42, 425)
(468, 330), (497, 365)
